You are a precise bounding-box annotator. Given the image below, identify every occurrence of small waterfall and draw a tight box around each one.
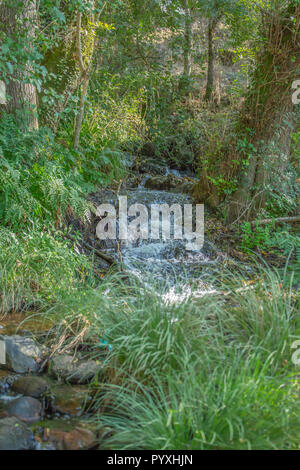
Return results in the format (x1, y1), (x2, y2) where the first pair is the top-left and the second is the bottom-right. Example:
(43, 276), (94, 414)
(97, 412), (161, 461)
(94, 166), (221, 303)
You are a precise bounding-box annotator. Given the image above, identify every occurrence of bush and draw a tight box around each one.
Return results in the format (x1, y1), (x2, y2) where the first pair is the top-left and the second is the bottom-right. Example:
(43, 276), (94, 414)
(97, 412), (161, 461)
(0, 116), (93, 229)
(98, 356), (299, 450)
(0, 226), (91, 314)
(82, 269), (300, 450)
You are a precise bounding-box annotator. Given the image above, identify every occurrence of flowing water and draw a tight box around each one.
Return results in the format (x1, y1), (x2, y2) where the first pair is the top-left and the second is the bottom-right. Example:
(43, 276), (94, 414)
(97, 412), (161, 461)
(0, 166), (226, 449)
(95, 168), (224, 304)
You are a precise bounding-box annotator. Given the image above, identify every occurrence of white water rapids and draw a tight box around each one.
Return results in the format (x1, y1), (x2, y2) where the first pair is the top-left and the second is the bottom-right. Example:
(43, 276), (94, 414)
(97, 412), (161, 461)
(94, 168), (224, 305)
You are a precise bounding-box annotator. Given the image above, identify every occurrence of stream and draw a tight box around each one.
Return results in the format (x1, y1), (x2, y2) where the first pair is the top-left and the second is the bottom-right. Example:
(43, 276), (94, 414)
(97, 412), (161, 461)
(0, 164), (225, 450)
(94, 167), (223, 303)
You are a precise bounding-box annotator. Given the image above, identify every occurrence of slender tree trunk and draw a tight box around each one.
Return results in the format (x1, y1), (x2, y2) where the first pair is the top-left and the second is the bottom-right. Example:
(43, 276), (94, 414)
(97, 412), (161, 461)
(205, 17), (219, 101)
(74, 71), (90, 150)
(73, 5), (99, 149)
(182, 0), (192, 78)
(0, 0), (39, 130)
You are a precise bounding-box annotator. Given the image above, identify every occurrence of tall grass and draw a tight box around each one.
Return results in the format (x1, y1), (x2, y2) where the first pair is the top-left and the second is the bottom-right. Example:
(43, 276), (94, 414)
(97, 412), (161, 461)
(90, 280), (218, 381)
(0, 226), (92, 314)
(215, 267), (299, 374)
(2, 230), (298, 450)
(85, 269), (300, 450)
(97, 356), (299, 450)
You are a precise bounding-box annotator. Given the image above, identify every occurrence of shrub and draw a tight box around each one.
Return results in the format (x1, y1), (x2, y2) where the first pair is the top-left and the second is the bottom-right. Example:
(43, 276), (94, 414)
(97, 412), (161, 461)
(0, 226), (91, 314)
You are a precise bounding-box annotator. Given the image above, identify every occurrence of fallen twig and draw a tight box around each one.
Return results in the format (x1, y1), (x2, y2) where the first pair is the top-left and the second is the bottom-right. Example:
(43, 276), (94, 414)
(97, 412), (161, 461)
(65, 233), (116, 265)
(251, 216), (300, 227)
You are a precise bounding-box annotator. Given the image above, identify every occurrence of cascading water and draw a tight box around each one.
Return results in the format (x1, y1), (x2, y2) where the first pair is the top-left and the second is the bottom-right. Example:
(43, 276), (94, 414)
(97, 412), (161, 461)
(94, 167), (223, 304)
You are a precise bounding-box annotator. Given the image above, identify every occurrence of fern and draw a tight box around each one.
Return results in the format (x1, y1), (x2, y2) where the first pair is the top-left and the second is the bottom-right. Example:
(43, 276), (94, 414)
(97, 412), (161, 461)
(0, 117), (93, 229)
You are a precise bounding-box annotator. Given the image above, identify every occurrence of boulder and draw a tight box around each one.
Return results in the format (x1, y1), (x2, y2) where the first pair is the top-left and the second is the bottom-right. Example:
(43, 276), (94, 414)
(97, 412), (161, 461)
(50, 354), (102, 384)
(44, 426), (97, 450)
(11, 376), (49, 398)
(132, 154), (166, 176)
(0, 335), (45, 374)
(0, 417), (36, 450)
(5, 396), (42, 424)
(139, 161), (166, 176)
(138, 142), (156, 158)
(144, 174), (194, 193)
(52, 383), (92, 416)
(126, 176), (142, 189)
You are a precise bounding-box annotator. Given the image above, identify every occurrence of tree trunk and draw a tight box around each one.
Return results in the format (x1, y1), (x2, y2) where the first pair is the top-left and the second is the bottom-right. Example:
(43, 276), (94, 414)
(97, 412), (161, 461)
(0, 0), (39, 130)
(205, 18), (219, 101)
(74, 71), (90, 150)
(182, 0), (192, 78)
(73, 6), (99, 149)
(226, 3), (300, 222)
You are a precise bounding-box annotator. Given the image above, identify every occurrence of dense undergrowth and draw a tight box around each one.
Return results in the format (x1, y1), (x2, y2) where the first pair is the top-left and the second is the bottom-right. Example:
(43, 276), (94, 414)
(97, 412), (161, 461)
(36, 268), (299, 450)
(0, 0), (299, 452)
(0, 50), (299, 452)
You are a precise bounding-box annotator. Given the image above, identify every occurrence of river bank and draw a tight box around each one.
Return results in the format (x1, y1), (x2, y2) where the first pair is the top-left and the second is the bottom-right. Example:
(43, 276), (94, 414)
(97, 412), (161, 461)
(0, 161), (299, 450)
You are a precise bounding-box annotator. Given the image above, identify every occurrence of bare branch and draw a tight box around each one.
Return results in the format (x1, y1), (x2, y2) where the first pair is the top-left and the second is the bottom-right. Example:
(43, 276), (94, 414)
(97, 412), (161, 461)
(251, 216), (300, 227)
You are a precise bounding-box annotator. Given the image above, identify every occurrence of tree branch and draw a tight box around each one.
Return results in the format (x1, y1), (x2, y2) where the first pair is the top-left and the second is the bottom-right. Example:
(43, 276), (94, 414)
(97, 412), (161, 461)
(75, 11), (85, 75)
(251, 216), (300, 227)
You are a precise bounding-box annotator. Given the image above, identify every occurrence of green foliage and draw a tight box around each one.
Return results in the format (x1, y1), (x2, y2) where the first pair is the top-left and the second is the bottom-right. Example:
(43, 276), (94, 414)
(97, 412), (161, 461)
(91, 280), (210, 380)
(0, 117), (92, 228)
(266, 230), (300, 284)
(195, 108), (239, 194)
(86, 269), (300, 450)
(0, 226), (91, 314)
(0, 116), (125, 229)
(241, 221), (300, 256)
(98, 359), (299, 450)
(240, 222), (300, 284)
(266, 229), (300, 256)
(240, 222), (272, 252)
(81, 72), (145, 150)
(207, 175), (238, 195)
(218, 267), (299, 370)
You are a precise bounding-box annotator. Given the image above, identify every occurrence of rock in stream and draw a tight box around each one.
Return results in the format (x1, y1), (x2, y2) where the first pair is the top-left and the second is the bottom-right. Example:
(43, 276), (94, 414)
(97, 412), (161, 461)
(0, 335), (45, 374)
(4, 396), (42, 424)
(11, 376), (49, 398)
(50, 354), (102, 384)
(0, 417), (36, 450)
